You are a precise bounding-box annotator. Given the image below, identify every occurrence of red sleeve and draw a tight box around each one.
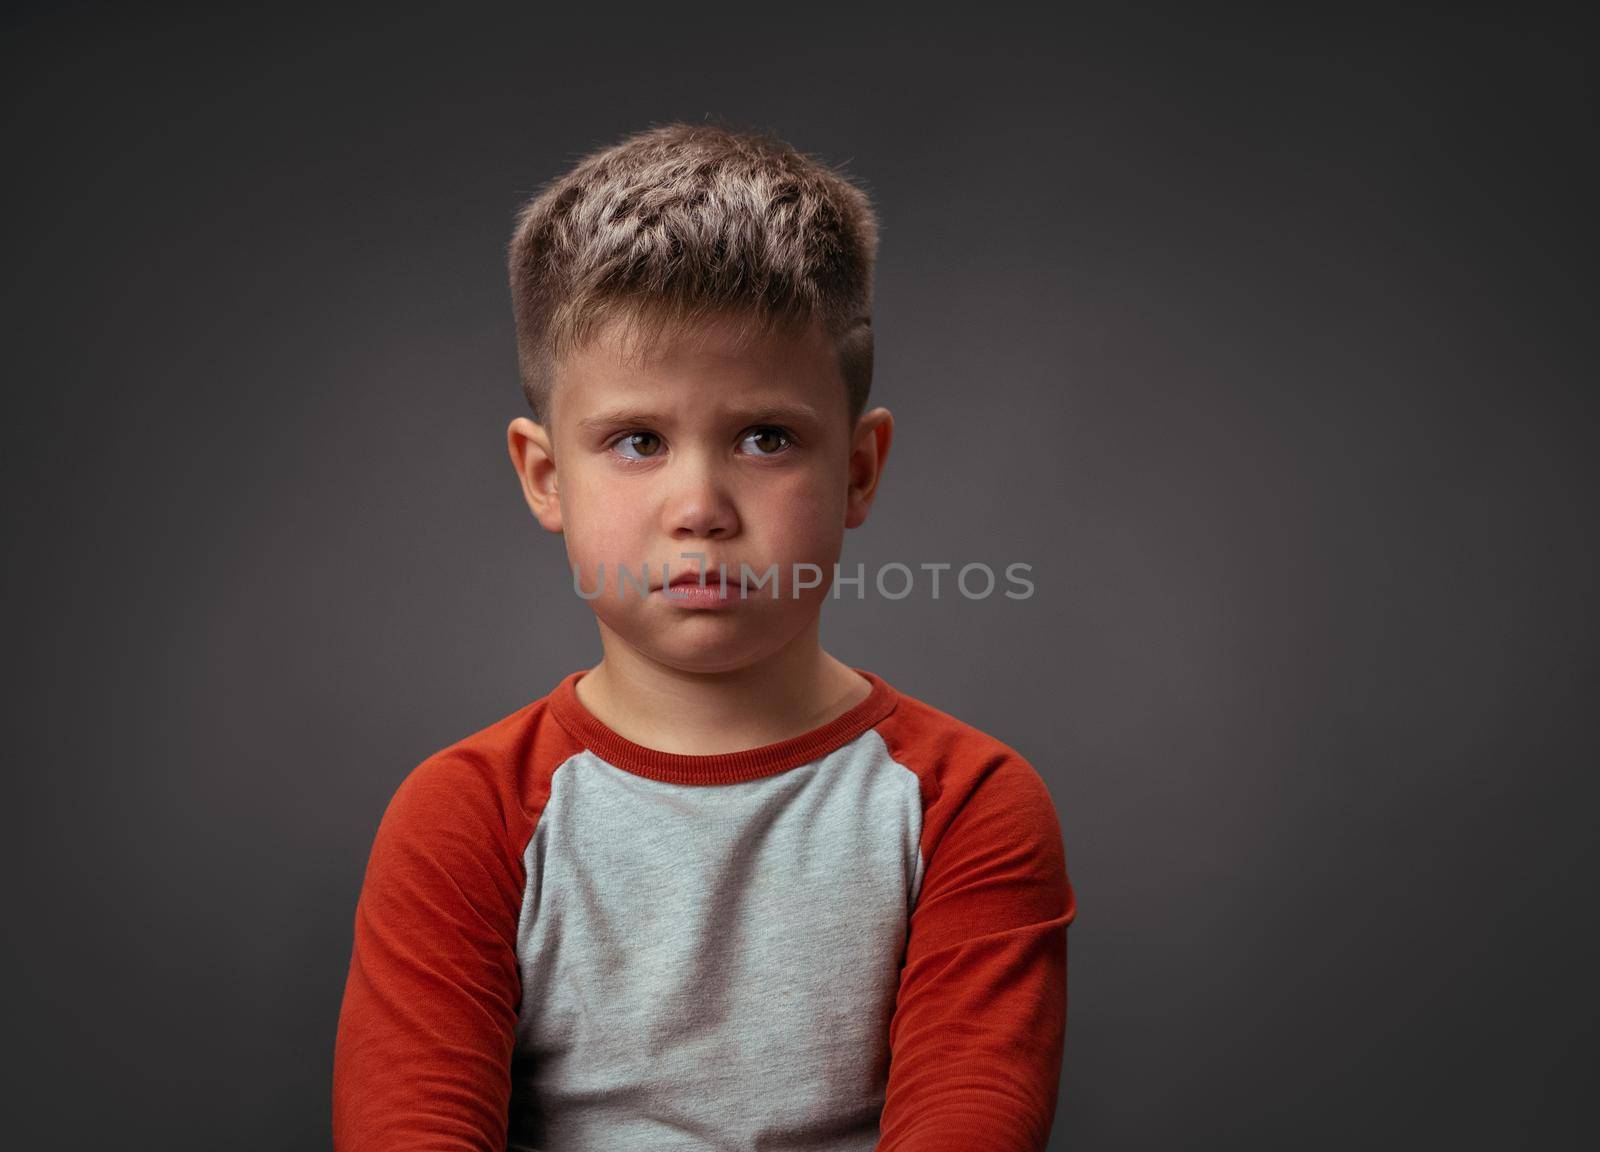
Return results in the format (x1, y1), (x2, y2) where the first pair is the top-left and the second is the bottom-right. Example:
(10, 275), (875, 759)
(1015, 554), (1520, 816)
(332, 753), (531, 1151)
(876, 745), (1078, 1152)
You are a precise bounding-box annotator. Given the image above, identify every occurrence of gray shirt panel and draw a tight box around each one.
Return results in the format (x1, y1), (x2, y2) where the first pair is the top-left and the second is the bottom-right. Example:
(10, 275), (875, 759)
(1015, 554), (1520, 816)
(507, 727), (922, 1152)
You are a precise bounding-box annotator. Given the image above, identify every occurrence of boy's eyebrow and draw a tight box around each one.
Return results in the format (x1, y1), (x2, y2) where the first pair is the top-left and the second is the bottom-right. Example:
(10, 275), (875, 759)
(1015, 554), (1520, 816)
(575, 402), (824, 432)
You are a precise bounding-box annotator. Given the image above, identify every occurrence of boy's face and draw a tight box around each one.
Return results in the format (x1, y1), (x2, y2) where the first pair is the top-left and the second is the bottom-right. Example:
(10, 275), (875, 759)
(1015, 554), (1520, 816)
(508, 312), (892, 675)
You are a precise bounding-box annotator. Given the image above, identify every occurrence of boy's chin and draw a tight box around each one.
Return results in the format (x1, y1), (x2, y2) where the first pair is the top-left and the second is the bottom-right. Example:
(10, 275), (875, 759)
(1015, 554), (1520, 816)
(602, 616), (807, 677)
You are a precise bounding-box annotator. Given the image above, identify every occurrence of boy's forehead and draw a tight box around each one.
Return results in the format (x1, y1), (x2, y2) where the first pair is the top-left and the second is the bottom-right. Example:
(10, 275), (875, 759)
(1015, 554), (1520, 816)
(550, 313), (847, 427)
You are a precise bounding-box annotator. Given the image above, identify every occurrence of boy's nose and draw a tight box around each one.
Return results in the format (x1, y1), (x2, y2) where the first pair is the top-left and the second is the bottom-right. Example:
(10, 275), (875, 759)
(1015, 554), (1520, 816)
(664, 467), (740, 540)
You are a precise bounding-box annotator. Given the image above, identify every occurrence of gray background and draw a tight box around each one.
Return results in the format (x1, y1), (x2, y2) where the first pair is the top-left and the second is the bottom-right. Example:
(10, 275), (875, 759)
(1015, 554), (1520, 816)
(6, 3), (1594, 1149)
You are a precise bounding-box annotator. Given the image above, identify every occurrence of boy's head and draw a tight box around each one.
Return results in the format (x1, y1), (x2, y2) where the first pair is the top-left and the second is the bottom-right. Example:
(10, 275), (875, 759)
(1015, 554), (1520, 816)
(506, 120), (878, 430)
(504, 122), (893, 676)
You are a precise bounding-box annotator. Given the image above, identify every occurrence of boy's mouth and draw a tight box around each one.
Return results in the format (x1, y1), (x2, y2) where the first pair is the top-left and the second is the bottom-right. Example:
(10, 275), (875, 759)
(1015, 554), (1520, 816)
(649, 562), (739, 608)
(657, 565), (731, 591)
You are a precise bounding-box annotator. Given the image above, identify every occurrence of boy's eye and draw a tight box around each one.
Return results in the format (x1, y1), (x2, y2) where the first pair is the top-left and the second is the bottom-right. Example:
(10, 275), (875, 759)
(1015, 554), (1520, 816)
(610, 431), (663, 461)
(739, 426), (794, 456)
(607, 426), (794, 461)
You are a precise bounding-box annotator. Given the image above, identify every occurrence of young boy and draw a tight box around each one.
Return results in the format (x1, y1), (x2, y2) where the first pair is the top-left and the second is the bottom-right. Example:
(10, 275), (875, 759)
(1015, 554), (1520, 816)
(332, 122), (1077, 1152)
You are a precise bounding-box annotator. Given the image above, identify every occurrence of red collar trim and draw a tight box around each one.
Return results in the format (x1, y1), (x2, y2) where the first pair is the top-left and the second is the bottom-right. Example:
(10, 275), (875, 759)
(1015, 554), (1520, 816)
(547, 666), (899, 785)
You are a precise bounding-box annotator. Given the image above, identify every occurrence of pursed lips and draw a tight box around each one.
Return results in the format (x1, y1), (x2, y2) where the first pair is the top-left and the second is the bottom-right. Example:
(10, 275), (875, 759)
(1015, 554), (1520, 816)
(656, 567), (733, 591)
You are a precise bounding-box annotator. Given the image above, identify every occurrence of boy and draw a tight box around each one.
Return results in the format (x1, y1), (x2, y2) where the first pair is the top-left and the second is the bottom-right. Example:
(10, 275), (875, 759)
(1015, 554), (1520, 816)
(333, 122), (1077, 1151)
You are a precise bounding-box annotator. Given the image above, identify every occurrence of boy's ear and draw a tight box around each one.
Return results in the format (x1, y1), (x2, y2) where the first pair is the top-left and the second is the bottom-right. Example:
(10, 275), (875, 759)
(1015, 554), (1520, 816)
(507, 417), (563, 533)
(845, 406), (894, 529)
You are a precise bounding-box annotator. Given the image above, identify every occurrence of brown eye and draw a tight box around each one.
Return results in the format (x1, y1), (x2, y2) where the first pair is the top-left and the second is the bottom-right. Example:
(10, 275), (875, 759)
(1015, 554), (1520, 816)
(613, 432), (662, 460)
(741, 426), (793, 456)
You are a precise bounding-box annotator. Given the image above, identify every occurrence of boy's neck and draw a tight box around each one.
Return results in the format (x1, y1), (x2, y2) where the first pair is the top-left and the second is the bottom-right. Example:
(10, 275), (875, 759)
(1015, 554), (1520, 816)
(573, 625), (872, 757)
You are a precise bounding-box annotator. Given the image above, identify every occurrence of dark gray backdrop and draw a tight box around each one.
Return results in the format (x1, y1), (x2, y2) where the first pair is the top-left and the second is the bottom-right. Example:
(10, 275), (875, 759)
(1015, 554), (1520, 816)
(6, 3), (1594, 1149)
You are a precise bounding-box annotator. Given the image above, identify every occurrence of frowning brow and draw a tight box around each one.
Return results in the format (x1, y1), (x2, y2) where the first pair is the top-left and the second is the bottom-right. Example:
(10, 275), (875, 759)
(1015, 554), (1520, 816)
(575, 402), (823, 432)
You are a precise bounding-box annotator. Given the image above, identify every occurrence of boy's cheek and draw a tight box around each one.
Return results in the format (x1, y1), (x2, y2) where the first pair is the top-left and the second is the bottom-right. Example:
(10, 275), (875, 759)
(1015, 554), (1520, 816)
(558, 491), (648, 553)
(752, 524), (848, 587)
(557, 479), (846, 569)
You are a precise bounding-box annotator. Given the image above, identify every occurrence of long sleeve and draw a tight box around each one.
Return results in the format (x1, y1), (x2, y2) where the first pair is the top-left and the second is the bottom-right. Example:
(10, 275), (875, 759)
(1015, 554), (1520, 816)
(332, 754), (529, 1152)
(876, 752), (1077, 1152)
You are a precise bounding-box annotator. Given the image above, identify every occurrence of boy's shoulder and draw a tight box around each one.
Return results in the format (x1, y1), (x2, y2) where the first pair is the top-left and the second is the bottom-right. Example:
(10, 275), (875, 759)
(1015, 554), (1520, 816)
(873, 677), (1071, 924)
(366, 680), (580, 859)
(873, 676), (1056, 800)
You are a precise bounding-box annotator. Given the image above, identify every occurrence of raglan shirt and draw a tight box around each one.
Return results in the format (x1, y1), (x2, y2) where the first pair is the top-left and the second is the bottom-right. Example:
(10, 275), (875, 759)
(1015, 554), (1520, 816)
(332, 668), (1077, 1152)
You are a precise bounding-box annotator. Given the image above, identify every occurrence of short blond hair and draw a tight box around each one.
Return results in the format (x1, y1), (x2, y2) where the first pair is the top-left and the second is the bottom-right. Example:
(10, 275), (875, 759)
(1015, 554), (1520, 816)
(507, 121), (880, 425)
